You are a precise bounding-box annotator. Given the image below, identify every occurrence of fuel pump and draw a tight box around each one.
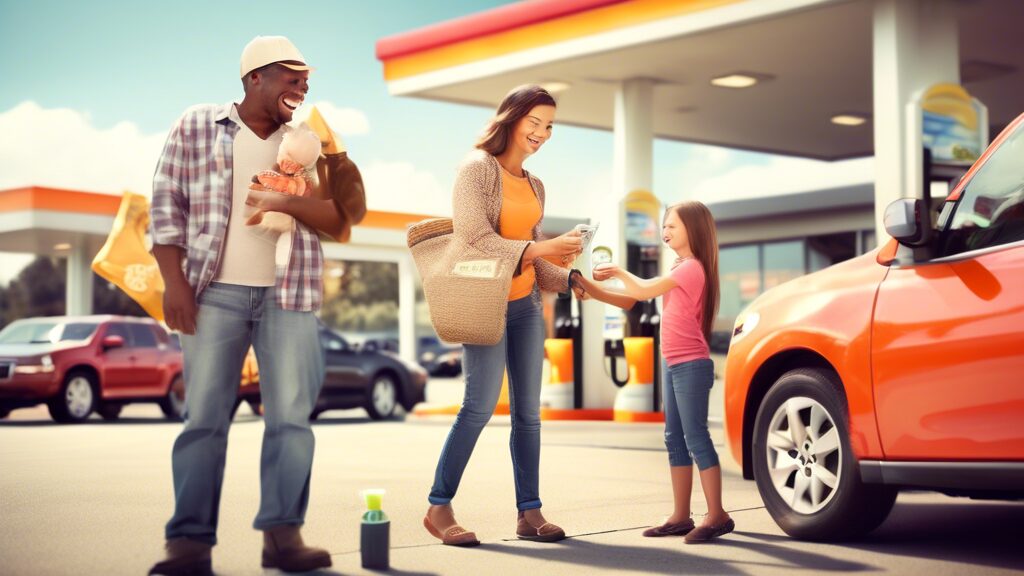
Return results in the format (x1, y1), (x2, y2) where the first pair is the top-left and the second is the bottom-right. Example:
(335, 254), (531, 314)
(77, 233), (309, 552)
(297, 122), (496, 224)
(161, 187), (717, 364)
(610, 190), (664, 421)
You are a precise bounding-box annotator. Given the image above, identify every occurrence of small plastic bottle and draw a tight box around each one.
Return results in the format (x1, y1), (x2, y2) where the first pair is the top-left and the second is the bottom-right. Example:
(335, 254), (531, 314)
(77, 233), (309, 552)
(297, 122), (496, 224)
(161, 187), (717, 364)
(360, 489), (390, 570)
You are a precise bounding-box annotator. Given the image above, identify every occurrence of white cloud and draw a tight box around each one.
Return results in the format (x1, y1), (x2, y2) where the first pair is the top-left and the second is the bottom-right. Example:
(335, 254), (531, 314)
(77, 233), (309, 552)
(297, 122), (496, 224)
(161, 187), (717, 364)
(291, 100), (370, 137)
(360, 160), (450, 216)
(0, 101), (167, 198)
(0, 100), (375, 200)
(690, 156), (874, 204)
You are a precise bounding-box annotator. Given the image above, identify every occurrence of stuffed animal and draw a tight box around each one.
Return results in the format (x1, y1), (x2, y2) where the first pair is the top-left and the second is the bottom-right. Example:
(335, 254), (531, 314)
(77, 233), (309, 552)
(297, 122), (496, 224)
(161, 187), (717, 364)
(246, 124), (321, 265)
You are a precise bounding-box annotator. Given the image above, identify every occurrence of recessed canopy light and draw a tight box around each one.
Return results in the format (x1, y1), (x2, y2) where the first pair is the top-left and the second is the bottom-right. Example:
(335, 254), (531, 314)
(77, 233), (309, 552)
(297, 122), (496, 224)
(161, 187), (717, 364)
(54, 243), (72, 251)
(831, 114), (867, 126)
(710, 74), (759, 88)
(541, 81), (571, 94)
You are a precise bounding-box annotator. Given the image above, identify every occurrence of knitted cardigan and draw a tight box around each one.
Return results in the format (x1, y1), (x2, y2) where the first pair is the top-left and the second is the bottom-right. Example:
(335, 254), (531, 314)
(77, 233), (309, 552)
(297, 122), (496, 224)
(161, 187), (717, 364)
(451, 149), (571, 294)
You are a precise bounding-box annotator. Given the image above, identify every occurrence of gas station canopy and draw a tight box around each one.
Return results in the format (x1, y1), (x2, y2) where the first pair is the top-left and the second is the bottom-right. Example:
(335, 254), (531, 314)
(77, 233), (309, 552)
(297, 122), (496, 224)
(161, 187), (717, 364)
(377, 0), (1024, 160)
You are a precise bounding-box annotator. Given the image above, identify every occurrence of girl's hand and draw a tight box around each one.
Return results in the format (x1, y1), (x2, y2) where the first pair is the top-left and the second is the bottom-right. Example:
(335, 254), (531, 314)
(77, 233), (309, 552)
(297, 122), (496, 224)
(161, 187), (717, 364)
(592, 263), (620, 281)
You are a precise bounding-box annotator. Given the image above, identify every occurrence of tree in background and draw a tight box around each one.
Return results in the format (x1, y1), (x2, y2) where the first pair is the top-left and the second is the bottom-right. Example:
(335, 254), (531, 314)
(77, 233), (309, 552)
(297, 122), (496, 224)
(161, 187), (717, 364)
(319, 260), (399, 333)
(0, 256), (145, 329)
(0, 256), (403, 334)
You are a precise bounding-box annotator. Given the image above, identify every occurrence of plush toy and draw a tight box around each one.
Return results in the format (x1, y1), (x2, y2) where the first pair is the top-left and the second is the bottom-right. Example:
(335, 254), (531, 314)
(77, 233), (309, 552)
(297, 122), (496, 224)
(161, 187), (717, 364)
(246, 123), (321, 265)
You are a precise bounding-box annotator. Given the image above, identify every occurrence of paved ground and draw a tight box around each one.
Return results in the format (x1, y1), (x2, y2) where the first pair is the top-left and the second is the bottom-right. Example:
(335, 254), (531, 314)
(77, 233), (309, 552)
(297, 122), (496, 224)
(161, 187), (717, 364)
(1, 377), (1022, 576)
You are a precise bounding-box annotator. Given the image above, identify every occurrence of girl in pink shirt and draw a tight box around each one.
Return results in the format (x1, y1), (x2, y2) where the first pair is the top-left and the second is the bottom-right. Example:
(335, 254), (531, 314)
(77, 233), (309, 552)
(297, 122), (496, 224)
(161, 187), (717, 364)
(592, 200), (733, 544)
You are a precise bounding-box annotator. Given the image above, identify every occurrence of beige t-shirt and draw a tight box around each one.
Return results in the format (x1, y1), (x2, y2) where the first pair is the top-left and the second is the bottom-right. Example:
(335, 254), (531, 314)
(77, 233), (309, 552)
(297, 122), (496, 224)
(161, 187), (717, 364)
(214, 105), (283, 286)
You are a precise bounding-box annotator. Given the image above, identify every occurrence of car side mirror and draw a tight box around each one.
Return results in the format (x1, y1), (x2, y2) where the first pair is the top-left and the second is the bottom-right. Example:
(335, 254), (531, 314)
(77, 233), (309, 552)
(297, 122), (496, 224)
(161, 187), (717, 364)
(883, 198), (930, 246)
(101, 335), (125, 350)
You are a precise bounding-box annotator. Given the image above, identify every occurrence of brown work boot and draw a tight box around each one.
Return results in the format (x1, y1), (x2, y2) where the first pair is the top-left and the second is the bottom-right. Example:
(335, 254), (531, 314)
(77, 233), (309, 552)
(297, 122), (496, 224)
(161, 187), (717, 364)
(262, 525), (332, 572)
(148, 537), (213, 576)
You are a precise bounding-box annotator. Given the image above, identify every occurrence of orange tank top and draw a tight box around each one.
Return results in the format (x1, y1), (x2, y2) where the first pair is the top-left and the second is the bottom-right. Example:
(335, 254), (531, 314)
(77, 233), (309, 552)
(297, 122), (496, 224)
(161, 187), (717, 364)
(499, 168), (541, 301)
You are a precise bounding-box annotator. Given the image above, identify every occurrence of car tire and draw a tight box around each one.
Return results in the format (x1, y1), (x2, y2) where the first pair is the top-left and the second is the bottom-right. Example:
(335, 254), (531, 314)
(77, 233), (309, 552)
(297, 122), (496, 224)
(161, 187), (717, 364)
(231, 396), (263, 420)
(97, 403), (123, 421)
(752, 368), (896, 541)
(48, 370), (98, 423)
(229, 397), (244, 420)
(159, 375), (186, 421)
(365, 373), (398, 420)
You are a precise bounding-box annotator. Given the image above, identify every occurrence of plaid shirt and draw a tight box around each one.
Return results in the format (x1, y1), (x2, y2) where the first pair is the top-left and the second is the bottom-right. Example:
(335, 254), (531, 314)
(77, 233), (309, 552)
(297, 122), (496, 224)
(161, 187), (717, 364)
(150, 103), (323, 311)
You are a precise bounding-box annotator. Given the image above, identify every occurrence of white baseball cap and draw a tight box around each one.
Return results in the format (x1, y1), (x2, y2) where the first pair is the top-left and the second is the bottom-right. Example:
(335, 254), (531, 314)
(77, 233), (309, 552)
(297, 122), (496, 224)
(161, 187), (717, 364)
(240, 35), (315, 78)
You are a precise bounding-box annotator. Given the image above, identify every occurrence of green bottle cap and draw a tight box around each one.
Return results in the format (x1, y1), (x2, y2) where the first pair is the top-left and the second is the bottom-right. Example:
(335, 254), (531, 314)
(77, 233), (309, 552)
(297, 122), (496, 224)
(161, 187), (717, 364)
(362, 489), (385, 511)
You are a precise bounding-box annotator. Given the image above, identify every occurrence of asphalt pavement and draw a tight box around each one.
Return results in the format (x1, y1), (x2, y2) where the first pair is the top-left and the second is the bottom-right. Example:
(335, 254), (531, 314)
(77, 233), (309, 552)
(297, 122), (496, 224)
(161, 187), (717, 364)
(1, 376), (1021, 576)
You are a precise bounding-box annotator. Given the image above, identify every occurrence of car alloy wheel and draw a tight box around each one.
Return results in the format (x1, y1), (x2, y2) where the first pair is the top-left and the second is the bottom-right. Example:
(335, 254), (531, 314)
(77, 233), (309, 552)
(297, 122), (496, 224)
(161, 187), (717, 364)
(752, 368), (896, 541)
(64, 376), (94, 420)
(366, 374), (398, 420)
(49, 371), (98, 423)
(763, 395), (842, 514)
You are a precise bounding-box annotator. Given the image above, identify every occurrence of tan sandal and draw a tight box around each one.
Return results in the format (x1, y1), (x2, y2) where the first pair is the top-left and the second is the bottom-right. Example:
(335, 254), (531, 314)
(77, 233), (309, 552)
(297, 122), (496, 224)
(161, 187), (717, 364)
(516, 512), (566, 542)
(423, 515), (481, 547)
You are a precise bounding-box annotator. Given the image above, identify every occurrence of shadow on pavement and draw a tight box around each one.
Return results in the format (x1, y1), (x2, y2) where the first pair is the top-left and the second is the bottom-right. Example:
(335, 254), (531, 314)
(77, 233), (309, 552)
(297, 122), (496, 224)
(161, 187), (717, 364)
(847, 501), (1024, 571)
(481, 534), (876, 575)
(721, 533), (874, 571)
(363, 568), (440, 576)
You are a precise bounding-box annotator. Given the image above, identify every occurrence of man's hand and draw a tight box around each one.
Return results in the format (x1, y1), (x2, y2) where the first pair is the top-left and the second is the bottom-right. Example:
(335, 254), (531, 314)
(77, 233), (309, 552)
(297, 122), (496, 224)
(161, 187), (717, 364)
(245, 185), (291, 215)
(163, 276), (197, 335)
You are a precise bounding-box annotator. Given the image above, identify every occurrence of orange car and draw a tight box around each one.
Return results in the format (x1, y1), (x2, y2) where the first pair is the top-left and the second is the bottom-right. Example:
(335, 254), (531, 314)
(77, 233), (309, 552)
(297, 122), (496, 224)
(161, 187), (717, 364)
(725, 112), (1024, 541)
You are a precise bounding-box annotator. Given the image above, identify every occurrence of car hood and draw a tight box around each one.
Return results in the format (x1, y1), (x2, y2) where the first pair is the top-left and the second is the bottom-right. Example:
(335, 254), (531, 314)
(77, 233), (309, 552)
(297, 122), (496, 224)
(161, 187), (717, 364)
(0, 341), (85, 358)
(742, 249), (888, 318)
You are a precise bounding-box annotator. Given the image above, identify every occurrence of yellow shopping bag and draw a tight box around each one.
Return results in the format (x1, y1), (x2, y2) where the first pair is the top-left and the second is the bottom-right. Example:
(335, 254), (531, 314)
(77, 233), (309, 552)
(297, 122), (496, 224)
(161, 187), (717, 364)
(306, 106), (346, 154)
(92, 191), (165, 321)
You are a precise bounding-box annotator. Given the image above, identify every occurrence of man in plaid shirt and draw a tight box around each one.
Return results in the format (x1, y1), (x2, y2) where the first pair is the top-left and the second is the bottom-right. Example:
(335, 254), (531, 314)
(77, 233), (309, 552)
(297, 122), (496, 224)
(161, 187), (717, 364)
(149, 36), (365, 576)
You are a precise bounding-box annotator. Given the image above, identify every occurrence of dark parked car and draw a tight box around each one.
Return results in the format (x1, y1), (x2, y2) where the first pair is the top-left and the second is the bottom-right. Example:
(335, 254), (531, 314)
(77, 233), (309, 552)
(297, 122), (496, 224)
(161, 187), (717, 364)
(0, 315), (184, 423)
(417, 335), (462, 376)
(237, 325), (427, 420)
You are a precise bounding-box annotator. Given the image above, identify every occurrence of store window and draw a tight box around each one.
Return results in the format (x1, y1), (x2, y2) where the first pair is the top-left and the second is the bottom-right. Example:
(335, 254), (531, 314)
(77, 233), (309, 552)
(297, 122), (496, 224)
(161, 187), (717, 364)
(719, 245), (760, 327)
(763, 241), (804, 290)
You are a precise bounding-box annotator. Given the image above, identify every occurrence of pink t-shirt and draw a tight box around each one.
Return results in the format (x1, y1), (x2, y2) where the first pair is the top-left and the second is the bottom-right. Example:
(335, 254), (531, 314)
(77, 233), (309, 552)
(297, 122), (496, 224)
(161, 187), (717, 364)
(661, 258), (710, 365)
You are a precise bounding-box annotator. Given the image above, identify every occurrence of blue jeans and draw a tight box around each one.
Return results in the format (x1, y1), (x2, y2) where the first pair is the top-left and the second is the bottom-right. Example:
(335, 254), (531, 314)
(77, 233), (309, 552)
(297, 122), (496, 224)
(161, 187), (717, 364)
(429, 292), (546, 511)
(165, 282), (325, 545)
(663, 358), (719, 470)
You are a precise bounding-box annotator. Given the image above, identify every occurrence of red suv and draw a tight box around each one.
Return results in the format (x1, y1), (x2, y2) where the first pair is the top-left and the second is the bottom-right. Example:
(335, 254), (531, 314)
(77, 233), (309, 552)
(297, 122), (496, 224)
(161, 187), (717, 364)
(0, 315), (184, 423)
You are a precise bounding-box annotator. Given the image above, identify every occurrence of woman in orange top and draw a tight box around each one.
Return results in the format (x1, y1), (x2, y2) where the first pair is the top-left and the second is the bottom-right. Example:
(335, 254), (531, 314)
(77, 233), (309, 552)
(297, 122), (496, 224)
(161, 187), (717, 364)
(423, 85), (584, 547)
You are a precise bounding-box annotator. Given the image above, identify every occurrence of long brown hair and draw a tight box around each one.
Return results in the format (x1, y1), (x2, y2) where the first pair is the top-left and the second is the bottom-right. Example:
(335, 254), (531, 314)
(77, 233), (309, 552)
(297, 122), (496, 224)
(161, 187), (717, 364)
(476, 84), (556, 156)
(668, 201), (720, 343)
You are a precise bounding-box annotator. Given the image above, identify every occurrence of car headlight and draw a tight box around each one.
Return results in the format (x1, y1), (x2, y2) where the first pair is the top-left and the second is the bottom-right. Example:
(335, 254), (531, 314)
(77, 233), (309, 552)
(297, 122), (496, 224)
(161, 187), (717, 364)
(14, 354), (55, 374)
(420, 351), (436, 362)
(731, 312), (760, 344)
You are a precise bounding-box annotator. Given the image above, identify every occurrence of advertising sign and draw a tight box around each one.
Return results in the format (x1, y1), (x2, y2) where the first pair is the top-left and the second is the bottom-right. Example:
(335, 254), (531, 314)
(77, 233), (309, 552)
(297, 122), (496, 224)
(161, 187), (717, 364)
(921, 83), (987, 165)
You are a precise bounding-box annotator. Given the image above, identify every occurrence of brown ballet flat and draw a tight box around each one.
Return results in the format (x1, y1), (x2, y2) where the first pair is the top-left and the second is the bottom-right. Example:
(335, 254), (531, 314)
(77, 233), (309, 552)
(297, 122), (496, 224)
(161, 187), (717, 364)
(423, 514), (481, 547)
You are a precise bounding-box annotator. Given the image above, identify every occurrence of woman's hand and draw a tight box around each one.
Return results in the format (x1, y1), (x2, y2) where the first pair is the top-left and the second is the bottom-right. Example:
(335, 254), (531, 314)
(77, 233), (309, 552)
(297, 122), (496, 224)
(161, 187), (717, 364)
(547, 228), (583, 256)
(592, 263), (621, 281)
(523, 229), (583, 264)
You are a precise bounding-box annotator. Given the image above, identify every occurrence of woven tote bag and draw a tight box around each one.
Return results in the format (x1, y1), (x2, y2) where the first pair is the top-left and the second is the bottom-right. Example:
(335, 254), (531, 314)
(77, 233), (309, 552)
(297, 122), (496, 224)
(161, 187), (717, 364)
(407, 218), (514, 345)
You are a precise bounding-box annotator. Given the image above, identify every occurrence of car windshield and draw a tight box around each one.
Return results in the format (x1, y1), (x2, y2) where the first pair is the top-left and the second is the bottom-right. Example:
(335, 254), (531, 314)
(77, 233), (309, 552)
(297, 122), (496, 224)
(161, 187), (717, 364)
(0, 321), (99, 344)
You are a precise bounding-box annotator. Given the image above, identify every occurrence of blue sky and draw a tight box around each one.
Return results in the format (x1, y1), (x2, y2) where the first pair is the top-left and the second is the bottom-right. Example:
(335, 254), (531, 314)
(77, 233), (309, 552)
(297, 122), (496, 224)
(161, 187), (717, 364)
(0, 0), (871, 283)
